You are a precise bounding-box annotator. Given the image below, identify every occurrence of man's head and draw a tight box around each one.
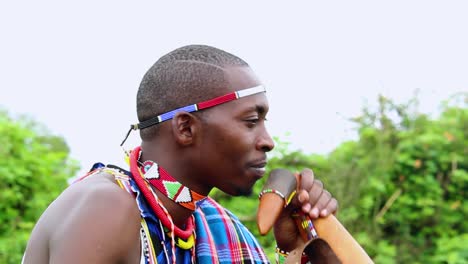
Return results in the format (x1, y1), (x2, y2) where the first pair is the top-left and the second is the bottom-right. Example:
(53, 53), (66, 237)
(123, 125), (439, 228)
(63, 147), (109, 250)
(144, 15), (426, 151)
(137, 45), (248, 140)
(136, 45), (275, 196)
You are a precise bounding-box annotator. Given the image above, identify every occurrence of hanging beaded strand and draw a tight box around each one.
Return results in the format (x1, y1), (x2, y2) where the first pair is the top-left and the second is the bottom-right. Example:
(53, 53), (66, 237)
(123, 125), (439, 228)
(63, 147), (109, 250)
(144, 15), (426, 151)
(142, 161), (197, 249)
(129, 147), (197, 264)
(129, 146), (194, 240)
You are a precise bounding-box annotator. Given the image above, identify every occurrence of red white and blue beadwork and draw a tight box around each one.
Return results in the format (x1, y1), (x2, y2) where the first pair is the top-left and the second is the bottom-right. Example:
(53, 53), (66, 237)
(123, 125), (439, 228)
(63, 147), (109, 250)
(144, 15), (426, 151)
(137, 85), (266, 129)
(120, 85), (266, 146)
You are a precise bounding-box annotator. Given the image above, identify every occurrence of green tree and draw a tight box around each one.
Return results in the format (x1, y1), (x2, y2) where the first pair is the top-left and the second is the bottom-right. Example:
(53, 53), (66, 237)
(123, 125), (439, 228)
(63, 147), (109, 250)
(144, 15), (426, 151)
(0, 110), (79, 263)
(337, 94), (467, 263)
(217, 93), (467, 263)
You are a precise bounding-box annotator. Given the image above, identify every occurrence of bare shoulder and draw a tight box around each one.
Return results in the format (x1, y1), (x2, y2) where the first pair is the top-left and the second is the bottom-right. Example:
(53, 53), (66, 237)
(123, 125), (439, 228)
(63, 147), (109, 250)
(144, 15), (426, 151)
(24, 171), (141, 264)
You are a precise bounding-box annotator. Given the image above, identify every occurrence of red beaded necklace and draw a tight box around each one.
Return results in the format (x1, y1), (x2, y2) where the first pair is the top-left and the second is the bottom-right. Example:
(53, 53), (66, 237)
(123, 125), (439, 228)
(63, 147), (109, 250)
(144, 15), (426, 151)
(140, 159), (206, 211)
(129, 146), (194, 240)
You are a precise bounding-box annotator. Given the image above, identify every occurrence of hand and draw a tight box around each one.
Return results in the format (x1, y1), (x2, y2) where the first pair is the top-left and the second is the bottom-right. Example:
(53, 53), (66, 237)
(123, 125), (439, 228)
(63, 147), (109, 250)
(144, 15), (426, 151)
(273, 168), (338, 252)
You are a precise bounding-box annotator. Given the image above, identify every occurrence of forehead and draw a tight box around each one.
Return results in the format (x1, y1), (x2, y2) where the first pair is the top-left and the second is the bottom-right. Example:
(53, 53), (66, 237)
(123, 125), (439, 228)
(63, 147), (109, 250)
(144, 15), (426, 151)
(194, 66), (269, 119)
(207, 91), (269, 119)
(235, 92), (269, 113)
(223, 66), (262, 93)
(222, 67), (269, 114)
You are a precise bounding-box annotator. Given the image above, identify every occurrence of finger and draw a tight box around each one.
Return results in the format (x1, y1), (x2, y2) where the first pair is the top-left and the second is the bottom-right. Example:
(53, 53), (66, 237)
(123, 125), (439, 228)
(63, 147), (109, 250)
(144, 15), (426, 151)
(289, 170), (313, 209)
(295, 169), (315, 206)
(309, 188), (329, 219)
(320, 198), (338, 217)
(314, 190), (332, 211)
(307, 179), (324, 206)
(296, 189), (311, 213)
(297, 168), (315, 192)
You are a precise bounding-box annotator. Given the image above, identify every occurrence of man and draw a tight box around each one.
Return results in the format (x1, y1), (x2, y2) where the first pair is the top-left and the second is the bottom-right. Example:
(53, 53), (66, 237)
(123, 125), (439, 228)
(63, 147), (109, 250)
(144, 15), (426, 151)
(23, 45), (338, 263)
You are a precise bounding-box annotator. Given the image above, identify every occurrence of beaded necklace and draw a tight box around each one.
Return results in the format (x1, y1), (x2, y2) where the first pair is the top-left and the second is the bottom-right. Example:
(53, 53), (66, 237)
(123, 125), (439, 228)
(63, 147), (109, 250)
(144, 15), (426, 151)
(129, 146), (196, 242)
(140, 160), (207, 211)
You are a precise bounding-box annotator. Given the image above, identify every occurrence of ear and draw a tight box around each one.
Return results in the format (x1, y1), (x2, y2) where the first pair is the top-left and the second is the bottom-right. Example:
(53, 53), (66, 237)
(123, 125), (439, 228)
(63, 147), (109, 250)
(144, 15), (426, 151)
(171, 112), (200, 146)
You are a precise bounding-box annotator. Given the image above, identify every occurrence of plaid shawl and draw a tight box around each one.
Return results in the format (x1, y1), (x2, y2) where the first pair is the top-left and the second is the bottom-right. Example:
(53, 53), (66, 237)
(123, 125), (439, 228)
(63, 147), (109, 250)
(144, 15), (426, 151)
(95, 163), (270, 264)
(194, 197), (269, 263)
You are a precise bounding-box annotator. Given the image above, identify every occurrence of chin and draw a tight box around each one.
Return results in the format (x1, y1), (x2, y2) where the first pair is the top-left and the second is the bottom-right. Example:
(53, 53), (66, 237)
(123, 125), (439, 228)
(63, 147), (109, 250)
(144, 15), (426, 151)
(232, 186), (254, 197)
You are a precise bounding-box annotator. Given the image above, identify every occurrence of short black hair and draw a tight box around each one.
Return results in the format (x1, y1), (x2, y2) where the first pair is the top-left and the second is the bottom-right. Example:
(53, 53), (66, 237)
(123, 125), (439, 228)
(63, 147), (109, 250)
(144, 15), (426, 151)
(136, 45), (249, 140)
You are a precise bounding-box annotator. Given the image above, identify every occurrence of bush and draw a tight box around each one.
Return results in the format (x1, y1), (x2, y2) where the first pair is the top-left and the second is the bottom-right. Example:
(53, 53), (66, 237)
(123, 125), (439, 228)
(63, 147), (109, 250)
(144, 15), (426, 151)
(0, 111), (79, 263)
(217, 93), (467, 263)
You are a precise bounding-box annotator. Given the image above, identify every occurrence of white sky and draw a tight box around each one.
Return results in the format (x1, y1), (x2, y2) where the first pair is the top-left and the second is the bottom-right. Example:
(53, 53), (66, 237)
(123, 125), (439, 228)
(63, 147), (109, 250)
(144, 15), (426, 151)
(1, 1), (467, 176)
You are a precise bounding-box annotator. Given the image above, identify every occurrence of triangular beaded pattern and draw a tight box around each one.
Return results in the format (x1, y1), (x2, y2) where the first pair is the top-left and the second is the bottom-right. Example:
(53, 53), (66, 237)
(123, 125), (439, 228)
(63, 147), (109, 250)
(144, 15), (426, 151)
(175, 187), (192, 203)
(143, 161), (160, 180)
(141, 160), (206, 211)
(163, 181), (182, 200)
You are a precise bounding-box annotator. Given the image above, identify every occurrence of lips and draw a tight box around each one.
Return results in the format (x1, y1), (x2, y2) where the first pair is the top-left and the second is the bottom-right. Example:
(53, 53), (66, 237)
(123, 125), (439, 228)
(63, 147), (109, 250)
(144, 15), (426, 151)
(248, 159), (267, 178)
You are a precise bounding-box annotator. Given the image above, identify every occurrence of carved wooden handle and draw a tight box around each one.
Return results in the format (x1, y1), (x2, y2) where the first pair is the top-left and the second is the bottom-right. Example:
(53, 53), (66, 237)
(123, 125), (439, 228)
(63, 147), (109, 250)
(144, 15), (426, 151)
(257, 169), (374, 264)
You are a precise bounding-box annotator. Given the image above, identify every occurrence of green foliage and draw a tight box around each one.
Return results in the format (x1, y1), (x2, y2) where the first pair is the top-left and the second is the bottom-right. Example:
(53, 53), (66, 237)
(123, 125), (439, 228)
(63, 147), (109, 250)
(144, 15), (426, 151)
(2, 92), (466, 263)
(0, 110), (79, 264)
(216, 93), (467, 263)
(433, 234), (468, 264)
(353, 94), (467, 263)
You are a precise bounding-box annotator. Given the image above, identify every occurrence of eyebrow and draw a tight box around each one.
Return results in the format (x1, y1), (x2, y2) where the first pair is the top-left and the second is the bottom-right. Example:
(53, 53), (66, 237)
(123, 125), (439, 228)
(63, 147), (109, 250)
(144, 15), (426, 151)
(243, 104), (268, 116)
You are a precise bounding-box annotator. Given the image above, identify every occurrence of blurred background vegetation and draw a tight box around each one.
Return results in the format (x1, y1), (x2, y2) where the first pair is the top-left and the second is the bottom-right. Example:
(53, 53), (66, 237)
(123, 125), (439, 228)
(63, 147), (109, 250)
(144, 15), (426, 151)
(1, 93), (466, 263)
(0, 110), (80, 263)
(215, 93), (467, 263)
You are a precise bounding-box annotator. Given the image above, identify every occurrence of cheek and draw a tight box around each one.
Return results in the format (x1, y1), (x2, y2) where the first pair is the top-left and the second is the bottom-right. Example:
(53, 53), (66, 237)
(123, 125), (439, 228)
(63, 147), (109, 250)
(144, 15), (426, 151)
(225, 137), (254, 165)
(211, 128), (252, 159)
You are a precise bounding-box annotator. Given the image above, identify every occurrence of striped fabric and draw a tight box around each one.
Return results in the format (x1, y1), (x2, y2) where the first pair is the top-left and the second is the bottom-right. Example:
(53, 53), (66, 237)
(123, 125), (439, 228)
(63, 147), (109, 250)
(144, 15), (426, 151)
(115, 166), (194, 264)
(194, 198), (270, 264)
(88, 163), (270, 264)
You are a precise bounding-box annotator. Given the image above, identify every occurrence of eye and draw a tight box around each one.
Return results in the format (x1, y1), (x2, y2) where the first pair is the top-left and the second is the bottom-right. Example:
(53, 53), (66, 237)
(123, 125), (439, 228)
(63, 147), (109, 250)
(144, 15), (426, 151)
(244, 118), (259, 128)
(244, 116), (268, 128)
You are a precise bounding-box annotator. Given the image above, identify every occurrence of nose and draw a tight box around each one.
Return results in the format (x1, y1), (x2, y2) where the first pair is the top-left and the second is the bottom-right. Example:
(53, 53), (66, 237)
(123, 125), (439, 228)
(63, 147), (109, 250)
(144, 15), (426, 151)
(256, 127), (275, 152)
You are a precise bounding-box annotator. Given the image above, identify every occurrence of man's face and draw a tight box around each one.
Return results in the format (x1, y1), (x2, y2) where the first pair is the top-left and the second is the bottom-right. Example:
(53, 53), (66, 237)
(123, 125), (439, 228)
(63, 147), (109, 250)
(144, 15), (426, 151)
(195, 67), (275, 196)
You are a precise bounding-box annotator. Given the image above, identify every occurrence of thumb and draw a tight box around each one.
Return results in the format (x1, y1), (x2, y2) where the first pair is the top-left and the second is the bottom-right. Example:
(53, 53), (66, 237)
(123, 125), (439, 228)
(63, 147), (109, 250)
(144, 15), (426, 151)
(287, 170), (313, 213)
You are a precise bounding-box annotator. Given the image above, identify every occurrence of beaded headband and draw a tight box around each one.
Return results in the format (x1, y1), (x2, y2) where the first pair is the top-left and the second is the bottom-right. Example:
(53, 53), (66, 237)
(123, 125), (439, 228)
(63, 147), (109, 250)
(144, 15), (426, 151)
(120, 85), (266, 146)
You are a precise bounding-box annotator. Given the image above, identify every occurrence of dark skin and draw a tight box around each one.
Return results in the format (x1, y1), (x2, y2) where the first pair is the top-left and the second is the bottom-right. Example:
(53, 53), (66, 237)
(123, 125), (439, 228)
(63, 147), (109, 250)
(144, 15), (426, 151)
(23, 173), (141, 263)
(23, 66), (338, 263)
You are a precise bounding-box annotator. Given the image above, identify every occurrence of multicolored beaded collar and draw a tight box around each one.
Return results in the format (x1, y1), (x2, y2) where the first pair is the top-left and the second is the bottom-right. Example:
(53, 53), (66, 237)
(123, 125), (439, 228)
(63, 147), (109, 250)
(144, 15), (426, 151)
(120, 85), (266, 146)
(129, 146), (195, 240)
(140, 159), (206, 211)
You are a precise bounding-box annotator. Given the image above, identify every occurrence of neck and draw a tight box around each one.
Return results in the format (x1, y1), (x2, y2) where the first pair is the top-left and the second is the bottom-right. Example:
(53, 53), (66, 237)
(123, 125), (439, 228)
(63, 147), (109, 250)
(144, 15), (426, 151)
(139, 141), (211, 227)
